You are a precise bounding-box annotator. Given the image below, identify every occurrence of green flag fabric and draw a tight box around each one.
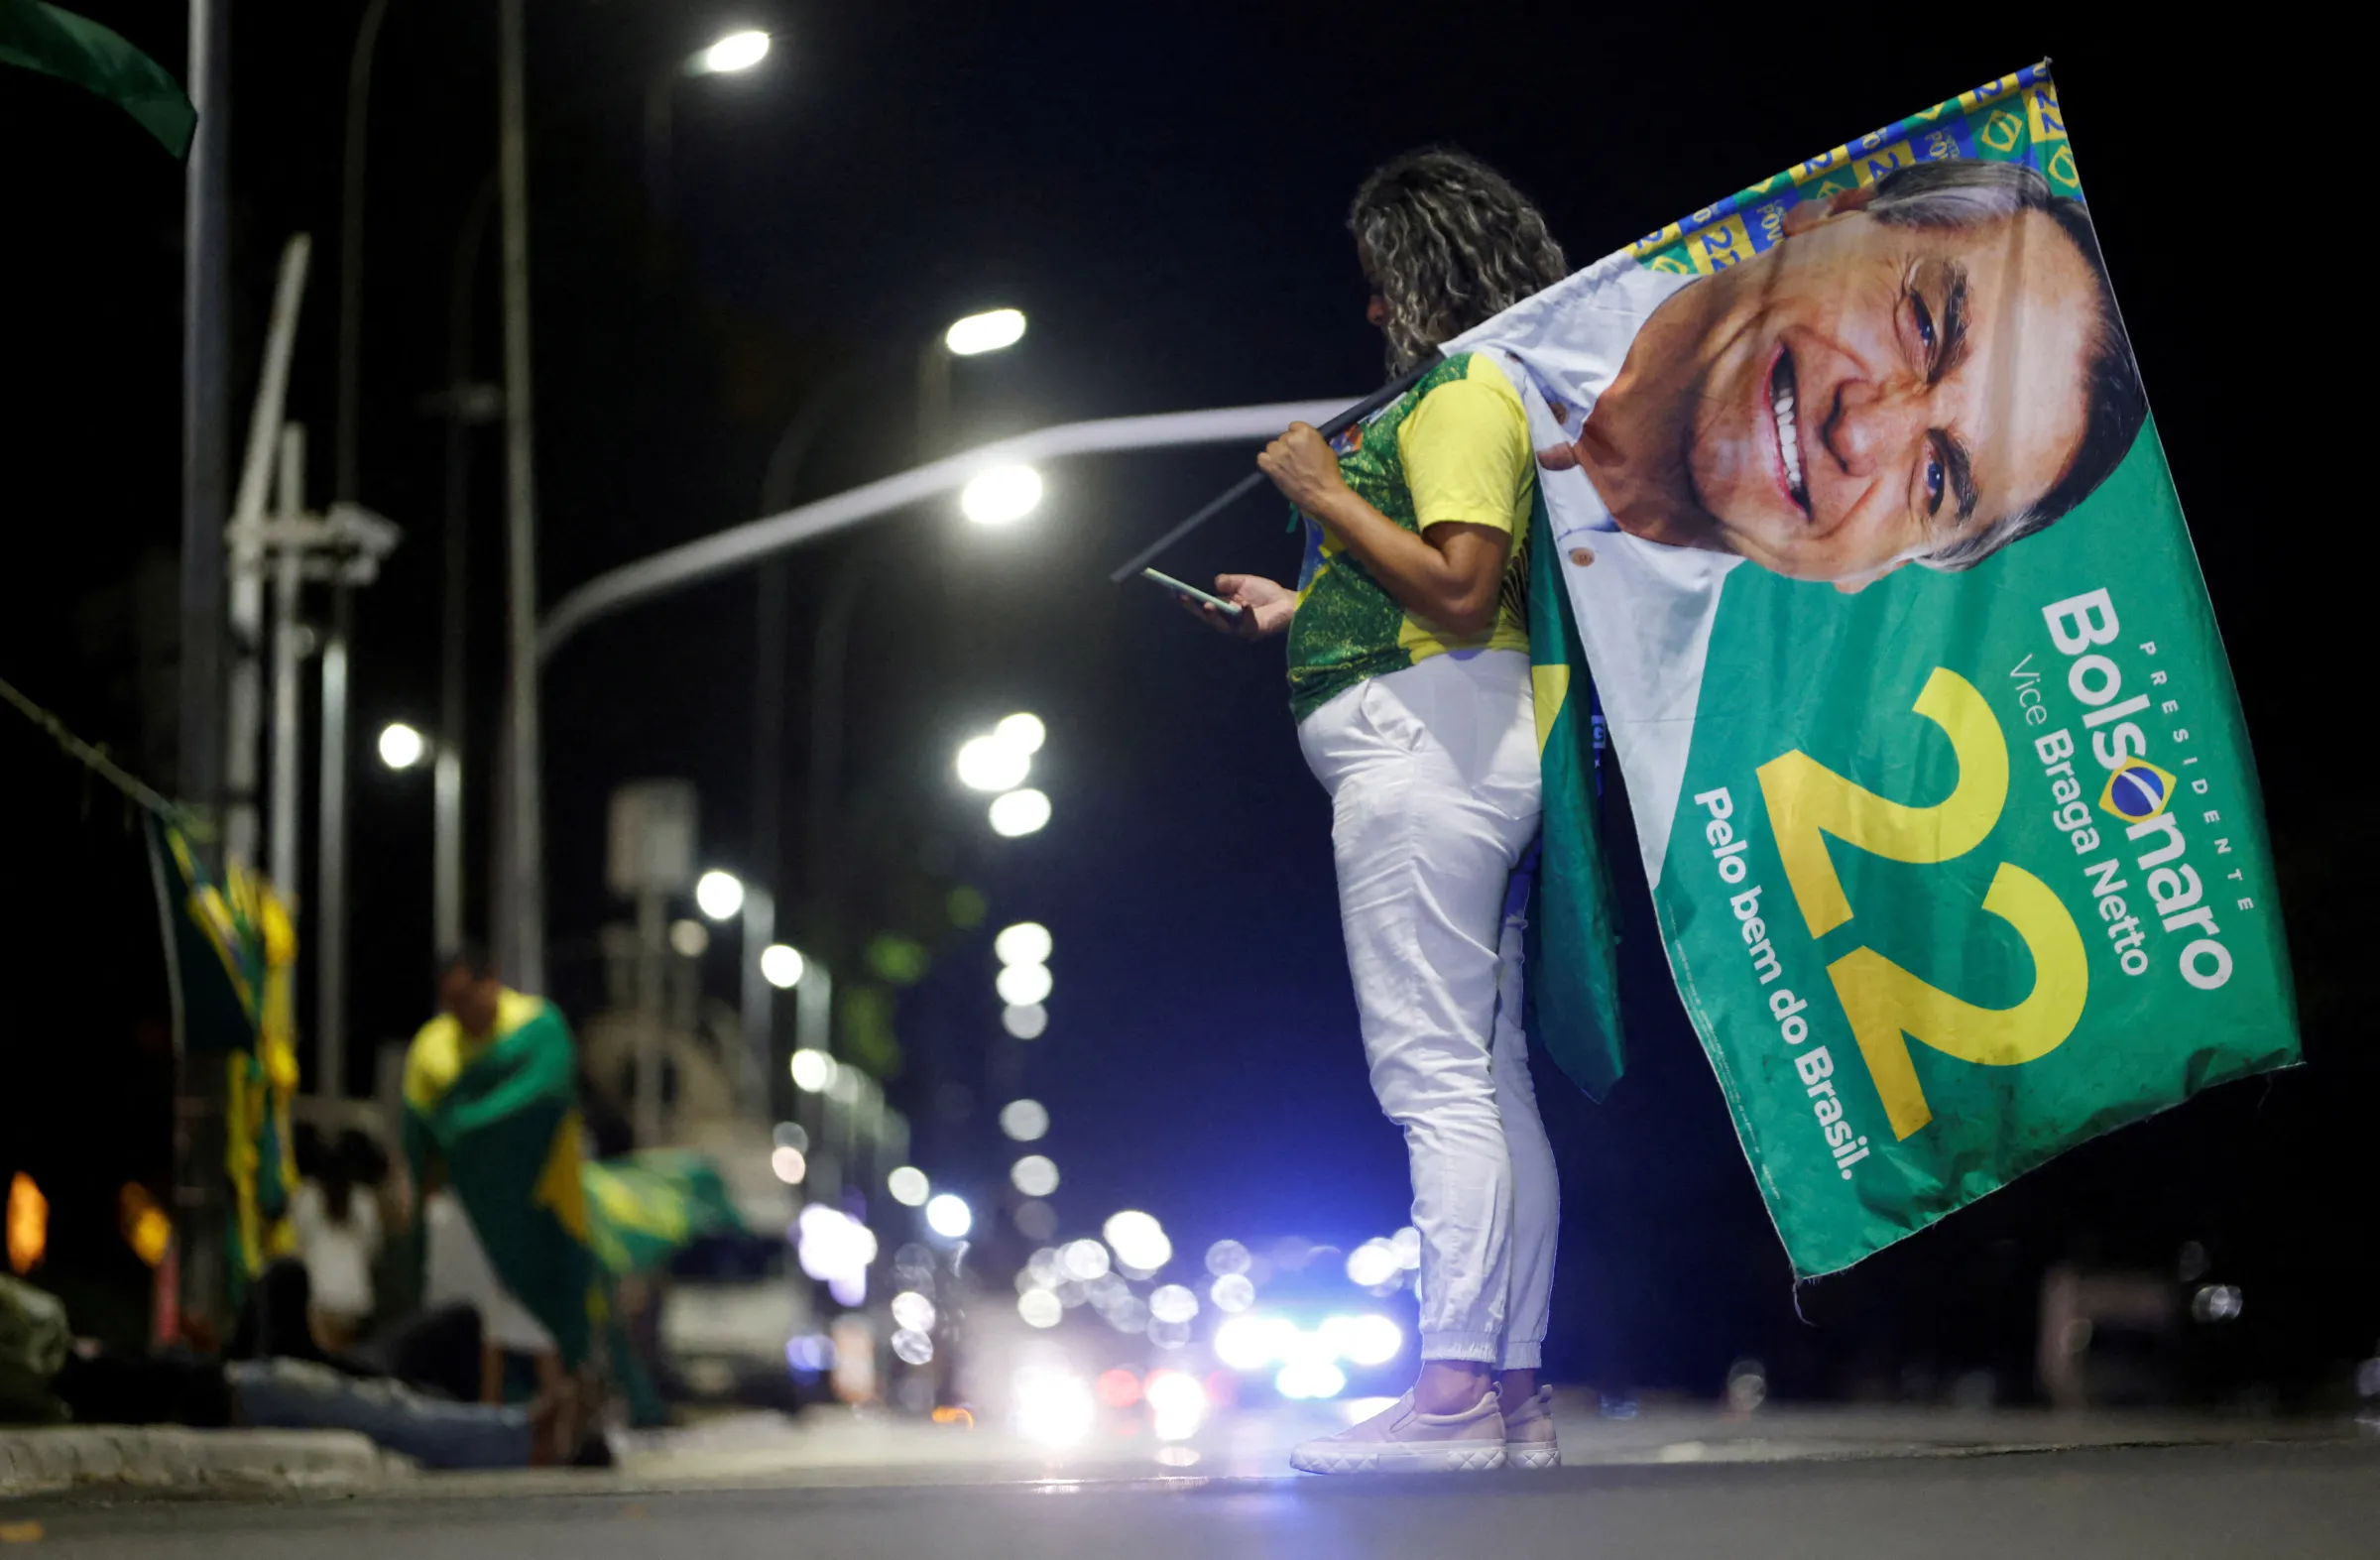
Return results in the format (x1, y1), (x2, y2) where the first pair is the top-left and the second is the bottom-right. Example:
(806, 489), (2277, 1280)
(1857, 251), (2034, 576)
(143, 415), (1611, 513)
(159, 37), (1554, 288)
(0, 1), (194, 157)
(146, 820), (300, 1303)
(1523, 484), (1626, 1099)
(583, 1150), (748, 1278)
(403, 994), (598, 1367)
(1468, 63), (2299, 1275)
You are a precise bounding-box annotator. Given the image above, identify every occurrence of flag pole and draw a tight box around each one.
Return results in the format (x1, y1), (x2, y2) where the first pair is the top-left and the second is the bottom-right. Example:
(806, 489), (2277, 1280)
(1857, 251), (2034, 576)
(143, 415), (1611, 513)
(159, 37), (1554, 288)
(1105, 357), (1434, 584)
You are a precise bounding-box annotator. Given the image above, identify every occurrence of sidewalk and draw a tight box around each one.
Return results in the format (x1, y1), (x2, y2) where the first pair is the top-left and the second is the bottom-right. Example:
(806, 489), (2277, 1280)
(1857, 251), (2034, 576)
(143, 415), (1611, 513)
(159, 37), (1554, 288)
(0, 1426), (413, 1500)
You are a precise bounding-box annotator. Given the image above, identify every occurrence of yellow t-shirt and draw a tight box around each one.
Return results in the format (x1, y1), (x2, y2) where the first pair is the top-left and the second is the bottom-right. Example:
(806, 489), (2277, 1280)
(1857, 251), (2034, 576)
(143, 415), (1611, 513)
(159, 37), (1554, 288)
(1286, 351), (1534, 721)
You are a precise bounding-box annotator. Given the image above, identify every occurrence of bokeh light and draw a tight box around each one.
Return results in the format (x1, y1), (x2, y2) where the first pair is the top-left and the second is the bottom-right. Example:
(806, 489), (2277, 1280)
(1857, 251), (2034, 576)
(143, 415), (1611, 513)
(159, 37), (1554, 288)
(956, 734), (1030, 792)
(694, 869), (745, 920)
(1002, 1002), (1048, 1039)
(1010, 1154), (1060, 1197)
(960, 463), (1042, 527)
(944, 307), (1026, 357)
(999, 1098), (1050, 1141)
(925, 1193), (973, 1240)
(376, 722), (425, 771)
(1012, 1367), (1094, 1444)
(769, 1146), (806, 1185)
(760, 943), (805, 988)
(789, 1048), (837, 1093)
(996, 962), (1053, 1006)
(668, 918), (709, 958)
(1103, 1210), (1172, 1273)
(1016, 1288), (1063, 1329)
(1148, 1284), (1200, 1325)
(887, 1166), (930, 1207)
(1145, 1370), (1206, 1440)
(988, 787), (1051, 837)
(892, 1291), (938, 1333)
(1209, 1272), (1255, 1313)
(1346, 1238), (1401, 1288)
(994, 712), (1046, 755)
(1205, 1239), (1250, 1276)
(1059, 1239), (1112, 1281)
(994, 921), (1053, 967)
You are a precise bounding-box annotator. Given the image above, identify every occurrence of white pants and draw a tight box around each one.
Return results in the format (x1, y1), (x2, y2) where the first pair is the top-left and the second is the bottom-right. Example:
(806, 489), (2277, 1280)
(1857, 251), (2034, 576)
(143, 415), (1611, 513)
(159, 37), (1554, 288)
(1299, 650), (1556, 1369)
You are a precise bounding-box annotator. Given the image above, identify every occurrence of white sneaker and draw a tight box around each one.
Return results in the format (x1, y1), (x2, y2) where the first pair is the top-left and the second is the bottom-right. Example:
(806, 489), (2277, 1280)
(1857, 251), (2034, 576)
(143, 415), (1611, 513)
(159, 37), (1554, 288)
(1288, 1390), (1506, 1474)
(1501, 1385), (1560, 1469)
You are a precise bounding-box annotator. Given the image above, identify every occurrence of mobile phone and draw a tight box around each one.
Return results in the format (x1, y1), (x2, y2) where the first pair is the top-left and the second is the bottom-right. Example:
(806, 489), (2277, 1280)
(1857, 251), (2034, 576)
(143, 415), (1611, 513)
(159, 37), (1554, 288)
(1141, 567), (1244, 617)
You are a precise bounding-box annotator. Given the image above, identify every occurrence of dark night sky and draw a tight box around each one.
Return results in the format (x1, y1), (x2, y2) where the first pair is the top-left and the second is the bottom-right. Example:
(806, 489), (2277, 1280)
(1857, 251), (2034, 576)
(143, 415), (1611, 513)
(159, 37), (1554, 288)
(2, 5), (2355, 1388)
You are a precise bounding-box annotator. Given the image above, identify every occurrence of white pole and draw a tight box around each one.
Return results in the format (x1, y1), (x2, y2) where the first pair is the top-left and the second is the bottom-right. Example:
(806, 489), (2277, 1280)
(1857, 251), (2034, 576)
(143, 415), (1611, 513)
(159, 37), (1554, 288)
(535, 399), (1363, 660)
(224, 235), (313, 870)
(497, 0), (544, 993)
(266, 425), (305, 900)
(739, 885), (774, 1120)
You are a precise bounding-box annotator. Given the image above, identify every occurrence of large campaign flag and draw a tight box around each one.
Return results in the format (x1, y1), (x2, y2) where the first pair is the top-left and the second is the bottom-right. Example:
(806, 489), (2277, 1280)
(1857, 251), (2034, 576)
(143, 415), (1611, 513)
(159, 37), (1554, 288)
(1473, 63), (2299, 1275)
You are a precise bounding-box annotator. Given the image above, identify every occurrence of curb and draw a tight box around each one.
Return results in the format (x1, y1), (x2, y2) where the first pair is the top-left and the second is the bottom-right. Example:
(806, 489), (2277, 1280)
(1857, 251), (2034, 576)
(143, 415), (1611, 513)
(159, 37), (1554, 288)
(0, 1427), (414, 1500)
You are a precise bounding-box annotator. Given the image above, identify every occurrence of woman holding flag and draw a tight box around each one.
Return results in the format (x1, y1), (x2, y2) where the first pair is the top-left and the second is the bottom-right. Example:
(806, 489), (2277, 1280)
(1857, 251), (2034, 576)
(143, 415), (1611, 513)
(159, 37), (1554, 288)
(1191, 149), (1572, 1474)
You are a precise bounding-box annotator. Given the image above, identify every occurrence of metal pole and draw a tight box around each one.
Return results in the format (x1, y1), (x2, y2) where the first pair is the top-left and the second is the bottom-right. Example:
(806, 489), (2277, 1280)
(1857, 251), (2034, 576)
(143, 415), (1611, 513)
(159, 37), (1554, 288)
(635, 889), (664, 1148)
(497, 0), (544, 993)
(438, 181), (495, 959)
(173, 0), (234, 1345)
(535, 400), (1359, 659)
(316, 590), (351, 1097)
(178, 0), (231, 842)
(224, 237), (314, 871)
(738, 884), (774, 1118)
(334, 0), (394, 506)
(807, 553), (868, 943)
(267, 426), (304, 899)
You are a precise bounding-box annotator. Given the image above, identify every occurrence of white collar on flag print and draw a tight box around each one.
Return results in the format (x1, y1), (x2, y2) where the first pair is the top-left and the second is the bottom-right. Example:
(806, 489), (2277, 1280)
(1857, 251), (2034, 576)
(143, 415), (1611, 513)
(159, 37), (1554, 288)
(1447, 249), (1696, 435)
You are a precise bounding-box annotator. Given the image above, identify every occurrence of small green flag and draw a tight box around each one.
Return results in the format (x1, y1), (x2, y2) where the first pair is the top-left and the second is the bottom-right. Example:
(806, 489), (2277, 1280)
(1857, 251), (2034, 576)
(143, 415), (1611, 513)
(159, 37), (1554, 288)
(584, 1150), (748, 1278)
(0, 2), (196, 158)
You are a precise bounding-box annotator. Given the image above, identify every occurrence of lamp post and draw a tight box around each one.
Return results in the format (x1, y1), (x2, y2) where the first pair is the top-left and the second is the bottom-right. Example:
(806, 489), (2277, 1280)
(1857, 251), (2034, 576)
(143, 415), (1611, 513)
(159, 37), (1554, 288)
(374, 722), (461, 957)
(644, 29), (773, 211)
(750, 311), (1029, 1104)
(493, 22), (778, 995)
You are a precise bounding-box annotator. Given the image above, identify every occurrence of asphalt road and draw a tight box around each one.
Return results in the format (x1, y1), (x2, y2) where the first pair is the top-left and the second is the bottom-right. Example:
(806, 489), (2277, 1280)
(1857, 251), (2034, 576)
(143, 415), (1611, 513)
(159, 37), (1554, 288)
(17, 1440), (2380, 1559)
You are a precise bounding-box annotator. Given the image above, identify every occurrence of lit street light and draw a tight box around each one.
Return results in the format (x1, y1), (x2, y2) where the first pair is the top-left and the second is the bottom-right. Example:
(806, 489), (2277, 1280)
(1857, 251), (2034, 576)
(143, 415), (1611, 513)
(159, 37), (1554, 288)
(996, 962), (1054, 1007)
(943, 307), (1026, 357)
(691, 29), (772, 75)
(994, 922), (1052, 967)
(760, 942), (806, 989)
(989, 787), (1052, 838)
(377, 721), (425, 771)
(790, 1047), (837, 1094)
(955, 734), (1031, 792)
(924, 1192), (973, 1240)
(887, 1166), (930, 1207)
(695, 868), (745, 920)
(960, 463), (1042, 526)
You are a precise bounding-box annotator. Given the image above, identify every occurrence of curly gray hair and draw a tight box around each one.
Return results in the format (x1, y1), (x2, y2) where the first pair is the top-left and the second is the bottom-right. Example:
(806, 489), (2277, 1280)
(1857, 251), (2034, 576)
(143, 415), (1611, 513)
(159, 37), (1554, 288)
(1349, 150), (1569, 373)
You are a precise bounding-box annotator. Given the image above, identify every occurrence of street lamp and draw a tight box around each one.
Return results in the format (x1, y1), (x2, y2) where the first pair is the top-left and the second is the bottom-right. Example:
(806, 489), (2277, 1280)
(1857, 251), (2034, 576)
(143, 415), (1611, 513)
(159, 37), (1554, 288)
(760, 942), (806, 989)
(377, 721), (425, 771)
(691, 29), (772, 75)
(374, 721), (463, 957)
(695, 869), (746, 921)
(648, 29), (777, 205)
(960, 464), (1042, 527)
(943, 307), (1026, 357)
(989, 788), (1052, 838)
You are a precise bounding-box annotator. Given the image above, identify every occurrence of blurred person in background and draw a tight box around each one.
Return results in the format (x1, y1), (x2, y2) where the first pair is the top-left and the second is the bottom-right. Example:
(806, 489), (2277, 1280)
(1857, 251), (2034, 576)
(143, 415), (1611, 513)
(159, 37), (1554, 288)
(290, 1128), (387, 1353)
(403, 949), (594, 1420)
(1192, 149), (1570, 1474)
